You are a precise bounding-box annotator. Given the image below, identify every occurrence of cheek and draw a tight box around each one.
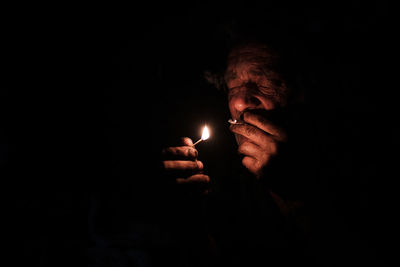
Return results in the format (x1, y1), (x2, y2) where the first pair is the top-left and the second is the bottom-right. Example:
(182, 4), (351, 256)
(258, 97), (276, 110)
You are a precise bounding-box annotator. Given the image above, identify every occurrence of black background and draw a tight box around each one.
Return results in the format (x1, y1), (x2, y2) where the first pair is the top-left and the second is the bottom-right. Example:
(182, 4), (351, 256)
(2, 1), (398, 266)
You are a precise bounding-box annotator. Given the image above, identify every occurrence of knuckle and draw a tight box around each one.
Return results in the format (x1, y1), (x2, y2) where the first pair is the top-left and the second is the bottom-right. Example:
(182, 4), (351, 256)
(181, 137), (193, 146)
(245, 125), (256, 136)
(184, 147), (191, 157)
(188, 148), (198, 158)
(180, 147), (193, 158)
(162, 147), (179, 158)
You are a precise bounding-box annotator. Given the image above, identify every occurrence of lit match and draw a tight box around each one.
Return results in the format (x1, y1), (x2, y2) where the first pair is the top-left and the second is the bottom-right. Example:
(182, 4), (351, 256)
(192, 125), (210, 147)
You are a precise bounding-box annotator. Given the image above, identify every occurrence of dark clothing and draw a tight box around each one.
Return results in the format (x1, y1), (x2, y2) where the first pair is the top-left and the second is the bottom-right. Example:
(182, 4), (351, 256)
(89, 167), (311, 267)
(205, 173), (309, 267)
(89, 104), (381, 267)
(88, 107), (375, 267)
(89, 159), (382, 267)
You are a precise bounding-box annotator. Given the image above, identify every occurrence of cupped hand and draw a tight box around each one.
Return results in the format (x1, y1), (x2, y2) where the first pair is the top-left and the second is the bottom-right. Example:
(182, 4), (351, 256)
(229, 111), (287, 179)
(161, 137), (210, 195)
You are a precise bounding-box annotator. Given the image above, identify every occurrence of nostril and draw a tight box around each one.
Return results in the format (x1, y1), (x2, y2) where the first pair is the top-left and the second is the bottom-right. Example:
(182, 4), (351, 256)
(229, 84), (263, 113)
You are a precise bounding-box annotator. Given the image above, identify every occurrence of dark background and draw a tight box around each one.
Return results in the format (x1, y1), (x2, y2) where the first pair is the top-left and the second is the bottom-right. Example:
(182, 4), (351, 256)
(2, 1), (398, 266)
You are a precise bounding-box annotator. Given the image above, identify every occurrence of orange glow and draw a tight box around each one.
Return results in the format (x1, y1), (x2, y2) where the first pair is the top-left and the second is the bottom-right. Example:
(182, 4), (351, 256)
(201, 125), (210, 140)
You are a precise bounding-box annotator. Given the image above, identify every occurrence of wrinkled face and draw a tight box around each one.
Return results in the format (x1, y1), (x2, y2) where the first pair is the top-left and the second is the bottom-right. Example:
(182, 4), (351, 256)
(225, 44), (289, 121)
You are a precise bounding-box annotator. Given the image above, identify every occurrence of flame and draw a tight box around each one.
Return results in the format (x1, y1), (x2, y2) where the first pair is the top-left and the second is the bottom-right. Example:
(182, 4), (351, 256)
(201, 125), (210, 140)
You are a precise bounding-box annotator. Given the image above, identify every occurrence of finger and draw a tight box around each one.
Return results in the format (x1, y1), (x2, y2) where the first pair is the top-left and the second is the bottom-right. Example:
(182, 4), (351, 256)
(180, 137), (194, 146)
(176, 174), (210, 185)
(238, 141), (275, 169)
(243, 112), (287, 141)
(176, 174), (211, 195)
(238, 141), (261, 157)
(162, 146), (198, 160)
(162, 160), (203, 171)
(230, 123), (274, 145)
(241, 156), (260, 175)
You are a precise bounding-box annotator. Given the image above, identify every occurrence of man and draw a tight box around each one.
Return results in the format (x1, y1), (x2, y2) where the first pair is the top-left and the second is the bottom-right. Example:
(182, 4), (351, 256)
(160, 40), (314, 266)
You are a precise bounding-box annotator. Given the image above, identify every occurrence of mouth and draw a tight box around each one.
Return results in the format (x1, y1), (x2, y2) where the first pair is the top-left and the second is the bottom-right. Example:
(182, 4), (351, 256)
(229, 108), (267, 125)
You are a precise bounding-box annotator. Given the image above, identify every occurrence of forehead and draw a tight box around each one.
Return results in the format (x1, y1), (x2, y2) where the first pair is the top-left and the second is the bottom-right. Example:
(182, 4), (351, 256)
(227, 45), (277, 68)
(225, 45), (279, 80)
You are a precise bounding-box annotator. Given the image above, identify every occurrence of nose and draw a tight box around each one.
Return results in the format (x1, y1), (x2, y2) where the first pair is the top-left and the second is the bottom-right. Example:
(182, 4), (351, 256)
(229, 88), (261, 114)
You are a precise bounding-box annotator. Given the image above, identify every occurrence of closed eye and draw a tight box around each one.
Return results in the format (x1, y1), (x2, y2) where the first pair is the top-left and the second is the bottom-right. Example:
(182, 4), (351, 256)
(228, 85), (277, 95)
(258, 85), (278, 96)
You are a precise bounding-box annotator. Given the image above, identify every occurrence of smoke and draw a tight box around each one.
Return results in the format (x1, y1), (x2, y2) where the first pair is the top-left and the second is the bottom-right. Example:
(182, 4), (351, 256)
(203, 70), (226, 92)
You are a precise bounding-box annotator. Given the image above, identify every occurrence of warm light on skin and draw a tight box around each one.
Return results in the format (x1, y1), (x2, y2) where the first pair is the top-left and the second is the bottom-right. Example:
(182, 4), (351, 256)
(201, 125), (210, 140)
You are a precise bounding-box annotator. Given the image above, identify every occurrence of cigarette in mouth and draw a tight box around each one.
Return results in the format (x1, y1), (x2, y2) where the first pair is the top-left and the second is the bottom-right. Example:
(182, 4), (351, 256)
(228, 119), (245, 125)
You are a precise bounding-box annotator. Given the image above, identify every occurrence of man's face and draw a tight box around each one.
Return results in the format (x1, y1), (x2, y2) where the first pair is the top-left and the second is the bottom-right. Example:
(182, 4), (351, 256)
(225, 44), (289, 145)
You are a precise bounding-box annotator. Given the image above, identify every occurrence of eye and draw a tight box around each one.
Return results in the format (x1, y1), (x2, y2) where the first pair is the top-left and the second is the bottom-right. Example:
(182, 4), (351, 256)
(258, 85), (278, 96)
(227, 86), (241, 99)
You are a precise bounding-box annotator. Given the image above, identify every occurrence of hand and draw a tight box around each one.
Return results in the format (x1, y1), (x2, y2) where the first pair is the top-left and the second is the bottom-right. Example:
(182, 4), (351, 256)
(229, 111), (287, 179)
(161, 137), (210, 195)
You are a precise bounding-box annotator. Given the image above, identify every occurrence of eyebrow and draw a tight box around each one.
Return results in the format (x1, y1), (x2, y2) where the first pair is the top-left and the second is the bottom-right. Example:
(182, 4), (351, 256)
(249, 68), (264, 76)
(225, 68), (265, 82)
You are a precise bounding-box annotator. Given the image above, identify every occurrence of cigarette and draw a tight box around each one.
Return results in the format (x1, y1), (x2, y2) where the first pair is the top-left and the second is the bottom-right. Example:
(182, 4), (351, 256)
(228, 119), (245, 125)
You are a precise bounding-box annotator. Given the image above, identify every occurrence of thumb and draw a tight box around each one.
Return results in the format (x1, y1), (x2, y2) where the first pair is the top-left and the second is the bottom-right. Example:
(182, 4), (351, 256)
(180, 137), (194, 146)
